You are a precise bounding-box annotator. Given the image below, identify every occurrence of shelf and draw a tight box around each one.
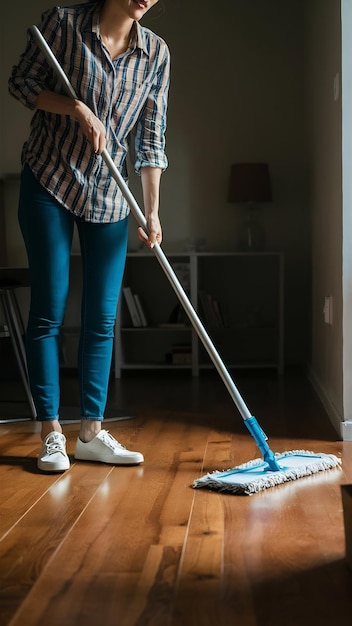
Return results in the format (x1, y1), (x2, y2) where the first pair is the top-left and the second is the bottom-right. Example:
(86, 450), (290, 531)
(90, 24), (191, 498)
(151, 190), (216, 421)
(114, 251), (284, 377)
(120, 326), (192, 331)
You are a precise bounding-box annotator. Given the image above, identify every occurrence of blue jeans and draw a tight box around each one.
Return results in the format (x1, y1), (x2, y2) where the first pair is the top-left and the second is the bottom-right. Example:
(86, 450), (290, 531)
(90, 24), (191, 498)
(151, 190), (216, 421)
(18, 165), (128, 421)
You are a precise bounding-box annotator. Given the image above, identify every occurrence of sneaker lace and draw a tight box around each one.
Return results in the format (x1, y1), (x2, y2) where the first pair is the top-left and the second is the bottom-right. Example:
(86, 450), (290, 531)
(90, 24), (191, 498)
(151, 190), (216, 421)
(45, 435), (65, 455)
(101, 430), (126, 451)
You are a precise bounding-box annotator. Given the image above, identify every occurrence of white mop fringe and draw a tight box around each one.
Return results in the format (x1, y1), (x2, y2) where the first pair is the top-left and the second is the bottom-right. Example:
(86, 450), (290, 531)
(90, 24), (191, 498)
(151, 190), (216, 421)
(192, 450), (342, 495)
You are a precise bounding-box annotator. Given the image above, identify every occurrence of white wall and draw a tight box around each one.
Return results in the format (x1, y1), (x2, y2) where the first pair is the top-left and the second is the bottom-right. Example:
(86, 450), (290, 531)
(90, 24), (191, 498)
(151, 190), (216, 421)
(341, 0), (352, 440)
(304, 0), (346, 437)
(1, 0), (309, 364)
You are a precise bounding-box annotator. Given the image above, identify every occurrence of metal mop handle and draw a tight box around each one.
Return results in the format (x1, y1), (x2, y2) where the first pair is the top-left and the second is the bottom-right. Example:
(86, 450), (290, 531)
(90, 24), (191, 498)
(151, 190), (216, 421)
(29, 24), (281, 469)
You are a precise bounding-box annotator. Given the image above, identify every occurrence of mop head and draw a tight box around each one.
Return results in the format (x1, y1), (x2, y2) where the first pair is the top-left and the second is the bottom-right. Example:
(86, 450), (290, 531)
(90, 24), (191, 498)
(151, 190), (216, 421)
(192, 450), (341, 495)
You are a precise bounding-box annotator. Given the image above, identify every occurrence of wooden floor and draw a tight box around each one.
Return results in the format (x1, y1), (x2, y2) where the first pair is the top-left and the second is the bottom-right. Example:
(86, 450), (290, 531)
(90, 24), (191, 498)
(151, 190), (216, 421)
(1, 367), (352, 626)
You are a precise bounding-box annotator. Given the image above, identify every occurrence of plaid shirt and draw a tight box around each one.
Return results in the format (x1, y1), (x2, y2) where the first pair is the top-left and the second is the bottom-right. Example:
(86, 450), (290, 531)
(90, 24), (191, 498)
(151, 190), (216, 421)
(8, 2), (170, 222)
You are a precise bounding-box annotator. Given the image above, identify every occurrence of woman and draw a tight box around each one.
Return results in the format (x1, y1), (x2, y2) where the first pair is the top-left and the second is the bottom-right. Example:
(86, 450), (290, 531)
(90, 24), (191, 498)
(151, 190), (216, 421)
(8, 0), (169, 472)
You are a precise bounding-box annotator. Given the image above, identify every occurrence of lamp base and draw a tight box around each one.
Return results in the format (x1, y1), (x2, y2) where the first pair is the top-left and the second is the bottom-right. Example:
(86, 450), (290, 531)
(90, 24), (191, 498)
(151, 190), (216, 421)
(236, 211), (266, 252)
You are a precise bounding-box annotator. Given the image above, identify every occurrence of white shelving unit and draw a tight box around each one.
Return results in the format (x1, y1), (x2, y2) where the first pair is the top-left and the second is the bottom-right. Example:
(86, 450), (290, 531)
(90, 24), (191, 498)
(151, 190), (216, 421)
(114, 251), (284, 378)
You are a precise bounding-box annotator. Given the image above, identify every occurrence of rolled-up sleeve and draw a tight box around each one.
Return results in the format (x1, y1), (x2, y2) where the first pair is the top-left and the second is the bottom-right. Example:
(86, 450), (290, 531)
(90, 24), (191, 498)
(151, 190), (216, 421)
(134, 43), (170, 173)
(8, 7), (62, 110)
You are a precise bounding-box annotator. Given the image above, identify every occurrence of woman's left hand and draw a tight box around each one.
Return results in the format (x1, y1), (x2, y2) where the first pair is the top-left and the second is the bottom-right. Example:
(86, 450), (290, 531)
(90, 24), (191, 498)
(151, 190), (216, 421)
(137, 215), (162, 249)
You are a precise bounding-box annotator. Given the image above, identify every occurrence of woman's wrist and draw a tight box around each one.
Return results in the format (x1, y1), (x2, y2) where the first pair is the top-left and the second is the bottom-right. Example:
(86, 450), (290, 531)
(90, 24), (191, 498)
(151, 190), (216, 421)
(73, 99), (89, 121)
(35, 90), (83, 118)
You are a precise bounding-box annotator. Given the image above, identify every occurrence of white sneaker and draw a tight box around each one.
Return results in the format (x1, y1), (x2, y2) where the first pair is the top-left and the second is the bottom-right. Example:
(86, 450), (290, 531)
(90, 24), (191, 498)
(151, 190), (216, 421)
(74, 430), (144, 465)
(38, 432), (70, 472)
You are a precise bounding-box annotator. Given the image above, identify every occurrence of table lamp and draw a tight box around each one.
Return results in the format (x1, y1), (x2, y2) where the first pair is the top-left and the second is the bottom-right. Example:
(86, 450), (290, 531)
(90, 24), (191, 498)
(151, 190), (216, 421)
(228, 162), (272, 251)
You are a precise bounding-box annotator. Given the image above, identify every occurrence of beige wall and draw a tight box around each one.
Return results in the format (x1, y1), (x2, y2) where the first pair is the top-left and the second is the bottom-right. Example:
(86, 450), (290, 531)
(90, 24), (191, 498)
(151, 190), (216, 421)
(304, 0), (346, 437)
(341, 0), (352, 439)
(1, 0), (309, 364)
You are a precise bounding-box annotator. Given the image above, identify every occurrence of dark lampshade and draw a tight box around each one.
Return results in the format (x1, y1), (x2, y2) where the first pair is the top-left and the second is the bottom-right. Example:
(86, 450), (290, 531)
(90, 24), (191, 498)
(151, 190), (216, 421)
(228, 163), (272, 204)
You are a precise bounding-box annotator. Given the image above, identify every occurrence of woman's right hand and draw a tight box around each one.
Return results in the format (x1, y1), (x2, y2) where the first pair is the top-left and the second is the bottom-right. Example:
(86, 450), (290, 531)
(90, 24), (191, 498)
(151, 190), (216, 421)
(74, 100), (107, 154)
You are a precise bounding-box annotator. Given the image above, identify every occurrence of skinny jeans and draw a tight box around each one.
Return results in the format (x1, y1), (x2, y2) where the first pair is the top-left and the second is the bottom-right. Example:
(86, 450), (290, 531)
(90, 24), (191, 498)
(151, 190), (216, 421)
(18, 165), (128, 422)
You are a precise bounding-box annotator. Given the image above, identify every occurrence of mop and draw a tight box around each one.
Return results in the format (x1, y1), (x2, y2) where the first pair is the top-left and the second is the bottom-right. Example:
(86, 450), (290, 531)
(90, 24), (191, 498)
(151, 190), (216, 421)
(29, 25), (341, 495)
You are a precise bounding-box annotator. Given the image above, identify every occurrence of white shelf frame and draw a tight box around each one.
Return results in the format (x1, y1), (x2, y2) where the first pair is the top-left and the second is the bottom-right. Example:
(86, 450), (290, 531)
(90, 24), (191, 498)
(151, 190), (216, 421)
(114, 251), (284, 378)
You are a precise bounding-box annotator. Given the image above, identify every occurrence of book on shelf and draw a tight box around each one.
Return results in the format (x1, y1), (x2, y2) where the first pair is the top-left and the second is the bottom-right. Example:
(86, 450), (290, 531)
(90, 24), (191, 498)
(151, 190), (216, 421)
(161, 302), (189, 327)
(123, 287), (142, 327)
(171, 343), (192, 365)
(212, 298), (226, 327)
(133, 294), (148, 327)
(198, 290), (225, 328)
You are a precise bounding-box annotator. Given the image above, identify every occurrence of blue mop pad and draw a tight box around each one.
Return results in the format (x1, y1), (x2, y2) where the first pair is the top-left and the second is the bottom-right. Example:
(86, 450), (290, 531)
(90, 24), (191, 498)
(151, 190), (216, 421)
(193, 450), (341, 495)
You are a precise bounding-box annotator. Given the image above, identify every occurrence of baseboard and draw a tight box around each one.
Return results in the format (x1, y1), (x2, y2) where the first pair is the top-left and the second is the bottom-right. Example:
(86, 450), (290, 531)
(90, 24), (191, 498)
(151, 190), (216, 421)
(341, 420), (352, 441)
(306, 364), (346, 439)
